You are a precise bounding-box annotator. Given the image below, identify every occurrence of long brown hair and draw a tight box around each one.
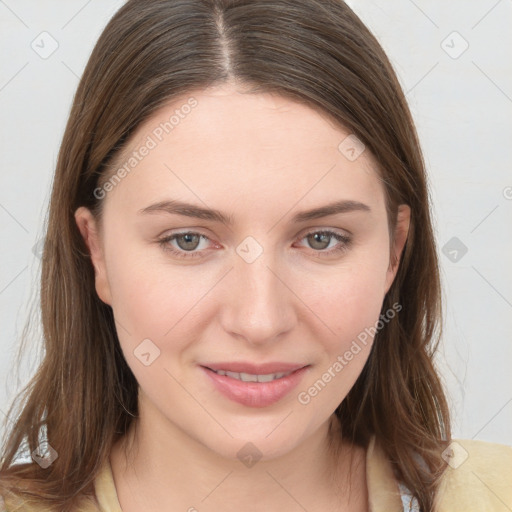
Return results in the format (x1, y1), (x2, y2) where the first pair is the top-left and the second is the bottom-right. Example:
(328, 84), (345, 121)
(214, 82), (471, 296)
(0, 0), (451, 510)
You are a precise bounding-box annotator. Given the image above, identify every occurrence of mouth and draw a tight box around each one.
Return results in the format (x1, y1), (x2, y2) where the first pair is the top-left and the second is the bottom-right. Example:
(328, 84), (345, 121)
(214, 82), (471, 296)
(200, 363), (310, 408)
(205, 368), (297, 383)
(202, 361), (308, 374)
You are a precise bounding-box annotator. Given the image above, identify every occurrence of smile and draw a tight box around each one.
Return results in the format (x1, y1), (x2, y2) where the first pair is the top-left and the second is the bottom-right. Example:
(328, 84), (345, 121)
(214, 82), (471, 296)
(201, 365), (310, 407)
(209, 369), (295, 382)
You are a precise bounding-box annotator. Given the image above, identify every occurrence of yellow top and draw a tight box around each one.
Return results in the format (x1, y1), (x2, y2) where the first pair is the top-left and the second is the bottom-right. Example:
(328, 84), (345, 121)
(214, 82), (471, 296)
(2, 436), (512, 511)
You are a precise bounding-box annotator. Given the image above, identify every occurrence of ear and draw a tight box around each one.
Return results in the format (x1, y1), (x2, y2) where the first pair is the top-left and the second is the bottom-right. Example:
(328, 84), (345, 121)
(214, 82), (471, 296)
(384, 204), (411, 295)
(74, 206), (112, 306)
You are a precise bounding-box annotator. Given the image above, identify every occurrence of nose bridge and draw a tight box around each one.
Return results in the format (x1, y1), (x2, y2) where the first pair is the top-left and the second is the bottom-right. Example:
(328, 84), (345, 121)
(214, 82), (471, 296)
(221, 241), (295, 343)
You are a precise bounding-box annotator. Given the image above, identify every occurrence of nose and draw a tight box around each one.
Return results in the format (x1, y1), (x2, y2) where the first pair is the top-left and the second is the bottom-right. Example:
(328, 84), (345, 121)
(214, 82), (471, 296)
(219, 250), (296, 346)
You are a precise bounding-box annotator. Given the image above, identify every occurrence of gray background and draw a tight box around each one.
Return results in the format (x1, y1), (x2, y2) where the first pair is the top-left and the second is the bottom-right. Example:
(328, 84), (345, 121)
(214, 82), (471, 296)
(1, 0), (511, 446)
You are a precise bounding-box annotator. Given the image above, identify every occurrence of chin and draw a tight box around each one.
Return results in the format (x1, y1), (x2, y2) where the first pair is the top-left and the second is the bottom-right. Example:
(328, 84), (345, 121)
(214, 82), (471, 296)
(197, 423), (306, 464)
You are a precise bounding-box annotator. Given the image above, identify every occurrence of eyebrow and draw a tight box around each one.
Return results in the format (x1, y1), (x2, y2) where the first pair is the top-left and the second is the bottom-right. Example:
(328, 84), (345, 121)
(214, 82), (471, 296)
(138, 198), (371, 225)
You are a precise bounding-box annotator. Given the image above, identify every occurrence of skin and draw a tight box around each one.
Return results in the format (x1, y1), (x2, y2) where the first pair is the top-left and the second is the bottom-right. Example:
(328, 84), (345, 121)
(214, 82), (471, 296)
(75, 82), (410, 512)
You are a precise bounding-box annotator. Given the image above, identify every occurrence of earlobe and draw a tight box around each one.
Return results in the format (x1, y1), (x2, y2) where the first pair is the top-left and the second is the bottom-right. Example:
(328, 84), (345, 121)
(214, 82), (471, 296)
(384, 204), (411, 294)
(74, 207), (112, 306)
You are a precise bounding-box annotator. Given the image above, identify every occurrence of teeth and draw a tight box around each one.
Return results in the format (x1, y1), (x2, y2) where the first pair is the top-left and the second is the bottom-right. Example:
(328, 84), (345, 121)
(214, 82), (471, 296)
(239, 372), (258, 382)
(256, 373), (277, 383)
(213, 369), (292, 382)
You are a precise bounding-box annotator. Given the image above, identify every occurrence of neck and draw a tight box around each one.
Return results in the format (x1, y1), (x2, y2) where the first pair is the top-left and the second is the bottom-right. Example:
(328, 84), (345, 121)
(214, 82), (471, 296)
(110, 400), (366, 511)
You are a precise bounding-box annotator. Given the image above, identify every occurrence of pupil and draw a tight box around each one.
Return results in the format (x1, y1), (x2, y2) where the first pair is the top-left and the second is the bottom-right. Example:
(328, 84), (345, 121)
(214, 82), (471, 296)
(178, 234), (199, 251)
(309, 233), (330, 250)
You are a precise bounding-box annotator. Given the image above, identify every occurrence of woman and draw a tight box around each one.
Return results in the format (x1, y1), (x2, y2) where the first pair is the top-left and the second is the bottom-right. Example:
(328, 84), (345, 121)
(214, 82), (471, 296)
(1, 1), (510, 511)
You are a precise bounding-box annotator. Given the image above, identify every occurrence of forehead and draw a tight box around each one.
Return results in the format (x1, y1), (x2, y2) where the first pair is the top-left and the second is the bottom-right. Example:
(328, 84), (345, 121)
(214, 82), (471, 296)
(104, 84), (386, 216)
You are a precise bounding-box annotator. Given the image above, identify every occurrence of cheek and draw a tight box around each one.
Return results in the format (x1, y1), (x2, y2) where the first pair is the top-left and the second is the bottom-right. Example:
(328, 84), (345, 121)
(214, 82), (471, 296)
(294, 259), (390, 411)
(103, 237), (216, 363)
(299, 252), (390, 345)
(103, 256), (204, 398)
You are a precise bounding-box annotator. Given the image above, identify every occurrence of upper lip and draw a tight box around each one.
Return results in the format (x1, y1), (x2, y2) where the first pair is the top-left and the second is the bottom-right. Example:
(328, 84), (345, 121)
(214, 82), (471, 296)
(202, 361), (309, 374)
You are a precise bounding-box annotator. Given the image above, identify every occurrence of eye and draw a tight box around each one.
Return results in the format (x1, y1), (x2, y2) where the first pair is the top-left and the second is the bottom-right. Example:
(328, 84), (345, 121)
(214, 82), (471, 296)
(295, 229), (352, 257)
(158, 231), (215, 259)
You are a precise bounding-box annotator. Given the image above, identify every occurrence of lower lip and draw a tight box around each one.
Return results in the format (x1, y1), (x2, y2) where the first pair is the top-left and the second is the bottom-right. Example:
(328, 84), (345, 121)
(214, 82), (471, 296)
(200, 365), (310, 408)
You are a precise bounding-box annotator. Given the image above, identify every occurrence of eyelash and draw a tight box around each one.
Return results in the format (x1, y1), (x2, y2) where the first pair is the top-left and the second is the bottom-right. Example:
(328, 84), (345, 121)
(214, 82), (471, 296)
(157, 229), (352, 260)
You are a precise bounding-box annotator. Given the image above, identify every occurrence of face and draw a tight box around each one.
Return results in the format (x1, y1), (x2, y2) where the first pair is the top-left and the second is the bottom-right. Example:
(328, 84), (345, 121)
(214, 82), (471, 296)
(75, 83), (409, 462)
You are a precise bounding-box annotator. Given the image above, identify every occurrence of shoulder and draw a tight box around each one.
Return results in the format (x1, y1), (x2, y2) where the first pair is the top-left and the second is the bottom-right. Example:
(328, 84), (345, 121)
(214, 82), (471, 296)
(434, 438), (512, 512)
